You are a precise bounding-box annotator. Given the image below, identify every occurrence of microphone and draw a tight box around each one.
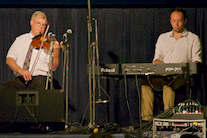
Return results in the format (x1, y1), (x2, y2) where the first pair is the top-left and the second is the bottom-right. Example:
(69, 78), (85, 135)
(48, 32), (55, 39)
(48, 32), (53, 37)
(66, 29), (72, 34)
(62, 29), (73, 48)
(95, 99), (109, 104)
(63, 33), (67, 42)
(63, 29), (72, 42)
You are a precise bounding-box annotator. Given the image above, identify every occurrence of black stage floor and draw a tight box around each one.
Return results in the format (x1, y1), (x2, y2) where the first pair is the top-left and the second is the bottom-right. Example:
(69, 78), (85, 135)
(0, 124), (134, 138)
(0, 133), (126, 138)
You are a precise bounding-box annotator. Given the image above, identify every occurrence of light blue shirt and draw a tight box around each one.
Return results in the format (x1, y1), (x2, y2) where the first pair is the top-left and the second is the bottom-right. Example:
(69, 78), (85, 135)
(153, 29), (202, 63)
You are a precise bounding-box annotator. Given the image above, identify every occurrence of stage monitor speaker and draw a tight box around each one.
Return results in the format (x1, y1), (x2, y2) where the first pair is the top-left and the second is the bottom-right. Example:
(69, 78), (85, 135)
(0, 90), (65, 123)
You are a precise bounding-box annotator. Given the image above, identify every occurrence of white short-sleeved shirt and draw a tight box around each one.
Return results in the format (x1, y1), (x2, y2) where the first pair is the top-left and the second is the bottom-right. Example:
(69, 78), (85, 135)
(6, 32), (50, 76)
(153, 29), (202, 63)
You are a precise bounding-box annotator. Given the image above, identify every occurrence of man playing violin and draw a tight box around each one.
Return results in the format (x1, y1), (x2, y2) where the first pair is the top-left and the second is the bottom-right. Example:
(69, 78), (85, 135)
(0, 11), (61, 90)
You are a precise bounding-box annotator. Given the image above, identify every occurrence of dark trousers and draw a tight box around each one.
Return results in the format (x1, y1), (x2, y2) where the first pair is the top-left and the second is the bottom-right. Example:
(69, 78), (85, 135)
(0, 76), (61, 91)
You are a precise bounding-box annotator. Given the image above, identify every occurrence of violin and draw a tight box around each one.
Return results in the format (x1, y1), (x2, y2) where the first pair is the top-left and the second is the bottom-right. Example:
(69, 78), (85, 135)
(31, 33), (57, 50)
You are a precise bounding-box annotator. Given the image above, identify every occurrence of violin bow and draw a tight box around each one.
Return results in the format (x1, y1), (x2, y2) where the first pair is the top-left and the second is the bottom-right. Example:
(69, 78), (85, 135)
(30, 23), (50, 75)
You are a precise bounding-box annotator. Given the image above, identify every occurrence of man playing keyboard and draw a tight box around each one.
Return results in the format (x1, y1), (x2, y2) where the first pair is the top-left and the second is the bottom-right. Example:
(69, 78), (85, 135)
(141, 7), (202, 122)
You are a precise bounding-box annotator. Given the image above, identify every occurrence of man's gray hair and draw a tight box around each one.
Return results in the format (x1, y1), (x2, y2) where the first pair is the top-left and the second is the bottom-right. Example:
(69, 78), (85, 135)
(31, 11), (47, 21)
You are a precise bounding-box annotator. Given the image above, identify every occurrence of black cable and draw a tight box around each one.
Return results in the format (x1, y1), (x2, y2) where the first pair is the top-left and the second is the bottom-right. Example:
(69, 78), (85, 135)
(124, 73), (134, 126)
(24, 104), (38, 124)
(147, 74), (181, 91)
(80, 102), (89, 126)
(0, 105), (18, 130)
(135, 74), (142, 133)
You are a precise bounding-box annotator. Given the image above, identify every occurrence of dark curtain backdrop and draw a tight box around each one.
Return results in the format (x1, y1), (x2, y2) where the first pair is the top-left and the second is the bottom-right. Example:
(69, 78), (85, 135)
(0, 7), (207, 127)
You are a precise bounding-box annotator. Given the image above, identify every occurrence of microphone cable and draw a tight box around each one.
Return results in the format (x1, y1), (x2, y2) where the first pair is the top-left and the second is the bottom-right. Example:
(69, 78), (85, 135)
(135, 74), (142, 132)
(0, 105), (18, 130)
(124, 73), (134, 127)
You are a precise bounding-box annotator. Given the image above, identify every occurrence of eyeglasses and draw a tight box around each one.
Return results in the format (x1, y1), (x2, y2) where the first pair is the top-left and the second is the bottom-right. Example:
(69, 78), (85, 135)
(33, 20), (47, 27)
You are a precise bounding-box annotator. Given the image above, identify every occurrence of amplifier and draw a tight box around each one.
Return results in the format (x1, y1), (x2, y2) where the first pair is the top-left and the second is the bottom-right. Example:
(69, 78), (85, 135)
(0, 90), (65, 123)
(153, 118), (206, 138)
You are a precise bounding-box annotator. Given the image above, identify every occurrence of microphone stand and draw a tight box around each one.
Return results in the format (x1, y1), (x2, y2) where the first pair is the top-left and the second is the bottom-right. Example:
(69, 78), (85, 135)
(92, 41), (96, 127)
(95, 19), (101, 104)
(87, 0), (95, 128)
(87, 0), (106, 128)
(88, 0), (102, 128)
(61, 35), (70, 129)
(87, 0), (101, 128)
(88, 19), (101, 128)
(45, 33), (55, 90)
